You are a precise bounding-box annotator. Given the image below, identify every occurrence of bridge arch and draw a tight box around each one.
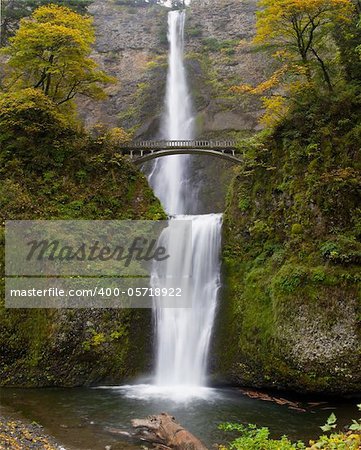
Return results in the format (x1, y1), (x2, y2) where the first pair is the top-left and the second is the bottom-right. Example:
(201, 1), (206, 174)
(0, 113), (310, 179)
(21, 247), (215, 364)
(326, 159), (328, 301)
(132, 148), (242, 165)
(119, 140), (243, 165)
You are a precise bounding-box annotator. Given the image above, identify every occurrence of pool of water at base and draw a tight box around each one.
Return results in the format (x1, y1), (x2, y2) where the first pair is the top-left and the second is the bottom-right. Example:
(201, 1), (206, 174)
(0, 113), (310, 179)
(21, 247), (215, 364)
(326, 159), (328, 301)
(0, 386), (358, 450)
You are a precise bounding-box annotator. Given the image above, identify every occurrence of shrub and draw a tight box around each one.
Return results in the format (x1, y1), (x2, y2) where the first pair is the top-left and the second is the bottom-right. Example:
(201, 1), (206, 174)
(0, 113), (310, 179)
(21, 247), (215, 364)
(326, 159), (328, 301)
(291, 223), (303, 235)
(219, 407), (361, 449)
(0, 88), (74, 159)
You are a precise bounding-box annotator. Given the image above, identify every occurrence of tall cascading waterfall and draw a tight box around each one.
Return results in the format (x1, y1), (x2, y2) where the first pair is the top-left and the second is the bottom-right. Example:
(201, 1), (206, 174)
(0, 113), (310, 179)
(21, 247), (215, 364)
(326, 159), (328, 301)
(148, 10), (222, 395)
(148, 10), (193, 215)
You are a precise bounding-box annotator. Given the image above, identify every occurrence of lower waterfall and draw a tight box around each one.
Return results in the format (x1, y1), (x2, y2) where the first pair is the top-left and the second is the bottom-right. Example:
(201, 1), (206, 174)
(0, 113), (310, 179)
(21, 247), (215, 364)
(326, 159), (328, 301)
(153, 214), (222, 389)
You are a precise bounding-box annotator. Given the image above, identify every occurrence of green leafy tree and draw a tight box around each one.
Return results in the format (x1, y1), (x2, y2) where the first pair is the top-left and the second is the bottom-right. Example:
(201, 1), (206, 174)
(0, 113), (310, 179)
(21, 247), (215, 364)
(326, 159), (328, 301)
(0, 0), (93, 46)
(27, 0), (92, 12)
(0, 0), (27, 46)
(2, 4), (115, 105)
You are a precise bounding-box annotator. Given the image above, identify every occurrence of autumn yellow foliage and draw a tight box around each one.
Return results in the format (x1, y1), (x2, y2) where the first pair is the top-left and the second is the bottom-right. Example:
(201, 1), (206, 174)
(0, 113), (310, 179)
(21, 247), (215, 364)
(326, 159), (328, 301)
(255, 0), (354, 47)
(231, 0), (355, 126)
(232, 67), (288, 96)
(2, 5), (115, 106)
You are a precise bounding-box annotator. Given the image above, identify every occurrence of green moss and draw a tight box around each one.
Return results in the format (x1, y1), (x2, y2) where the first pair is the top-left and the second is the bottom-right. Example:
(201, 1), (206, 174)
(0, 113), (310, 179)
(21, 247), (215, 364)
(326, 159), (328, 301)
(201, 37), (239, 53)
(216, 91), (361, 394)
(291, 223), (303, 235)
(117, 60), (167, 131)
(0, 124), (164, 387)
(185, 24), (202, 38)
(238, 198), (250, 212)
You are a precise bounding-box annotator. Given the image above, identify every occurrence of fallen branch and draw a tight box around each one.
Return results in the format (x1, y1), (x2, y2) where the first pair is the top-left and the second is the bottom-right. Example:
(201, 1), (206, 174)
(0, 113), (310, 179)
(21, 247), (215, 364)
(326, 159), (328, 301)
(239, 388), (307, 412)
(131, 412), (209, 450)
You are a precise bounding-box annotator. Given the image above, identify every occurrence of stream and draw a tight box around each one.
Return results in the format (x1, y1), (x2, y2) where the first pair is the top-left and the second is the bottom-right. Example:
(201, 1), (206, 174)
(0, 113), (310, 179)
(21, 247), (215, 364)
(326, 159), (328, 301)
(0, 387), (358, 449)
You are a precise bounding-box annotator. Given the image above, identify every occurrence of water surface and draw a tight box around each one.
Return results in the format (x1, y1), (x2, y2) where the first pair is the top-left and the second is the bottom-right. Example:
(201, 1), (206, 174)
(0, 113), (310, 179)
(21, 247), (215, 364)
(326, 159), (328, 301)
(1, 387), (358, 449)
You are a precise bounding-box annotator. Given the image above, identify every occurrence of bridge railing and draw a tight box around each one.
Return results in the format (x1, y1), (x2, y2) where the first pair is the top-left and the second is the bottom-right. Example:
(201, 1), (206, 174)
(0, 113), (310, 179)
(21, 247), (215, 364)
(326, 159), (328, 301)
(127, 140), (237, 149)
(117, 140), (244, 163)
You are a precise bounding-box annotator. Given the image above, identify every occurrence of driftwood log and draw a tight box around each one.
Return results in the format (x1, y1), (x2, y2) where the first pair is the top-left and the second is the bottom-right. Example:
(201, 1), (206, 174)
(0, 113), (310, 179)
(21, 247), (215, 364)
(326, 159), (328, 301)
(131, 412), (209, 450)
(239, 388), (307, 412)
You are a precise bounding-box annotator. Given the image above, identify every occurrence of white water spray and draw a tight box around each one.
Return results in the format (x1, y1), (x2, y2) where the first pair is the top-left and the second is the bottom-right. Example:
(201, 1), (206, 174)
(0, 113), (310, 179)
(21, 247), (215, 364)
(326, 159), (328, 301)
(148, 10), (222, 397)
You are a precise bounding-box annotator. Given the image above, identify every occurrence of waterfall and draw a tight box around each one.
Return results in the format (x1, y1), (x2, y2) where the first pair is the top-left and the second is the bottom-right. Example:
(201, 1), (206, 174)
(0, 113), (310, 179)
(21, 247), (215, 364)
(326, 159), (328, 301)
(148, 10), (222, 397)
(153, 214), (222, 388)
(148, 10), (194, 215)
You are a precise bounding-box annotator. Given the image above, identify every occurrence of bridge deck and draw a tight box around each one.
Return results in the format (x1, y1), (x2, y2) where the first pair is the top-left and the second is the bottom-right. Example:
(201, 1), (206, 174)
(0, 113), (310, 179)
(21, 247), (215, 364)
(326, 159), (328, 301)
(119, 140), (242, 164)
(122, 140), (237, 150)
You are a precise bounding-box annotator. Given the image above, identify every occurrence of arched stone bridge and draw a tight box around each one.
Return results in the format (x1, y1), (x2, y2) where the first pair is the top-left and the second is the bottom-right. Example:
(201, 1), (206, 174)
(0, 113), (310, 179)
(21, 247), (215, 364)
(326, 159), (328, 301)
(119, 140), (242, 164)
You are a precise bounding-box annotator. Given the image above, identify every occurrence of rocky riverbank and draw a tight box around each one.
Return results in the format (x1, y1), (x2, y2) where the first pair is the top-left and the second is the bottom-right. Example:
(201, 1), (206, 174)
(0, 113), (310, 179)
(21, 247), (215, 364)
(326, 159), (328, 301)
(0, 409), (66, 449)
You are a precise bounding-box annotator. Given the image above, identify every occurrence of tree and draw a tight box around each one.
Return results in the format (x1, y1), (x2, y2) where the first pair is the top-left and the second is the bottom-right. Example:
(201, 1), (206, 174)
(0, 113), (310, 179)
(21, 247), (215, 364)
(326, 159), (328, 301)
(26, 0), (92, 13)
(0, 88), (131, 163)
(232, 0), (355, 126)
(0, 0), (26, 46)
(0, 0), (93, 46)
(2, 4), (114, 105)
(335, 2), (361, 81)
(0, 88), (74, 160)
(255, 0), (354, 90)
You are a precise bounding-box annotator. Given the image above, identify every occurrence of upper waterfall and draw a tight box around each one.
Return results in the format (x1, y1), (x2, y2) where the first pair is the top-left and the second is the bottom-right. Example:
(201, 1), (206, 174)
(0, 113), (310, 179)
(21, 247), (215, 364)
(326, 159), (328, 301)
(148, 10), (194, 215)
(162, 11), (194, 142)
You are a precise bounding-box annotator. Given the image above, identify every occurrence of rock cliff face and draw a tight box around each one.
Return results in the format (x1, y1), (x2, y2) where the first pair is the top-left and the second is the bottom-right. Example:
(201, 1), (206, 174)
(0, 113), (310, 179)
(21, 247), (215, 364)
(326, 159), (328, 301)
(78, 0), (168, 133)
(79, 0), (269, 212)
(81, 0), (267, 139)
(186, 0), (266, 137)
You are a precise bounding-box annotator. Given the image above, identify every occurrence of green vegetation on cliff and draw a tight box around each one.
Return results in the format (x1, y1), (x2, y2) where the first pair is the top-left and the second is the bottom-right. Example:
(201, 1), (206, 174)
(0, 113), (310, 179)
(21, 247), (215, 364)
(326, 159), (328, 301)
(219, 87), (361, 393)
(0, 91), (164, 386)
(0, 5), (164, 386)
(0, 96), (163, 386)
(217, 0), (361, 394)
(0, 0), (94, 46)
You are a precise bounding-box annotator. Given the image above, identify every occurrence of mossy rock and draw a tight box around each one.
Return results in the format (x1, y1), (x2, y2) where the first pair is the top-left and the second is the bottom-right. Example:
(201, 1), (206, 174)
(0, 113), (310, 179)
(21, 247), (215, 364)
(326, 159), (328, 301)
(0, 127), (164, 387)
(213, 91), (361, 394)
